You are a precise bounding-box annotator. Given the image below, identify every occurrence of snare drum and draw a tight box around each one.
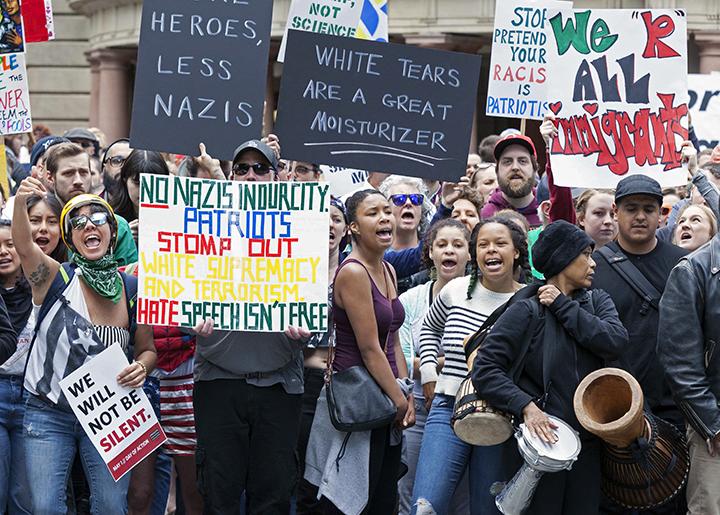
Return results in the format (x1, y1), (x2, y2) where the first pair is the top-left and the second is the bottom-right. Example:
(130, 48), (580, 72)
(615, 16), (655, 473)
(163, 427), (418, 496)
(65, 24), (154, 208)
(452, 377), (513, 446)
(517, 415), (581, 473)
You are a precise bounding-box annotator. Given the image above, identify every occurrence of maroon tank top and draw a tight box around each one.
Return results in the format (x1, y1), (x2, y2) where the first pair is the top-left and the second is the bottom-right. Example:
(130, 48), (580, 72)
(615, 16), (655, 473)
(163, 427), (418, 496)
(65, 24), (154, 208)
(332, 258), (405, 377)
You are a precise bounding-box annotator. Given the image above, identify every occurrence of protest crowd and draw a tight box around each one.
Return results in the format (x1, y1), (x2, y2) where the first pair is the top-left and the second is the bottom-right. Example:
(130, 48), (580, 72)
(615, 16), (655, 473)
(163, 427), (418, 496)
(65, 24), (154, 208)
(2, 1), (720, 515)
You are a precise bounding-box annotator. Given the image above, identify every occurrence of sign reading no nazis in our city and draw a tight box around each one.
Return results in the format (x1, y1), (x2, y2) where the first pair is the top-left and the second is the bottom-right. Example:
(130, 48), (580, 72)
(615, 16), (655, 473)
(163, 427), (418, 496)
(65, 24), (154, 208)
(130, 0), (273, 160)
(275, 30), (482, 183)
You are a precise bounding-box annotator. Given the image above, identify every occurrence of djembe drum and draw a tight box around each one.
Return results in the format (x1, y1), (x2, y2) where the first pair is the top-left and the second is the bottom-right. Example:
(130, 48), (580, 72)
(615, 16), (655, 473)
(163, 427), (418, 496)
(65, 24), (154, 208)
(573, 368), (689, 510)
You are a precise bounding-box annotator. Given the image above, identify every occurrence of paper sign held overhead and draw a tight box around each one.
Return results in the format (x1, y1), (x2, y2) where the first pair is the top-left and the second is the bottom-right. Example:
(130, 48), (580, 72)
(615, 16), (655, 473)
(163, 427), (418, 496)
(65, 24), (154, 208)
(486, 0), (572, 120)
(687, 74), (720, 151)
(0, 53), (31, 135)
(545, 9), (688, 189)
(130, 0), (273, 160)
(278, 0), (364, 62)
(137, 175), (330, 333)
(0, 0), (24, 54)
(23, 0), (54, 43)
(275, 30), (482, 183)
(59, 344), (167, 482)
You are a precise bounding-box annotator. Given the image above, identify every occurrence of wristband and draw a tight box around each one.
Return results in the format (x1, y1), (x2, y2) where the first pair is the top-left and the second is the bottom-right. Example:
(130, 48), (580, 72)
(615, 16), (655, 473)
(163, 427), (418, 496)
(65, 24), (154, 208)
(134, 360), (147, 376)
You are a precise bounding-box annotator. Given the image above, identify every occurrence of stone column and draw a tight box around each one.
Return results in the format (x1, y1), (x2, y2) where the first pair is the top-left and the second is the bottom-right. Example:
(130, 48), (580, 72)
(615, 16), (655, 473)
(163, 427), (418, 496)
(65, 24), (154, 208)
(86, 51), (101, 127)
(697, 35), (720, 73)
(95, 49), (135, 143)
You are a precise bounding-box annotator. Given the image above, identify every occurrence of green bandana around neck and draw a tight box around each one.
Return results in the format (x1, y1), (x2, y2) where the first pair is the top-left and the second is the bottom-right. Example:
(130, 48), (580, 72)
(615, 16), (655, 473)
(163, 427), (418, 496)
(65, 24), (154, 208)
(71, 252), (123, 304)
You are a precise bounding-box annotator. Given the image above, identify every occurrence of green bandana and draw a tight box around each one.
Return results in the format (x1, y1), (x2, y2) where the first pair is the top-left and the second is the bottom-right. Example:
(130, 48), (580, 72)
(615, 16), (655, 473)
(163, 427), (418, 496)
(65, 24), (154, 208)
(71, 252), (122, 304)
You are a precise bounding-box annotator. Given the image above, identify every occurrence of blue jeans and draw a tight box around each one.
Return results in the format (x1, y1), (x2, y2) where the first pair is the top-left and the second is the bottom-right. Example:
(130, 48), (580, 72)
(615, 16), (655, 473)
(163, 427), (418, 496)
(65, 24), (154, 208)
(150, 450), (172, 515)
(412, 394), (515, 515)
(400, 396), (470, 515)
(22, 394), (130, 514)
(0, 376), (31, 514)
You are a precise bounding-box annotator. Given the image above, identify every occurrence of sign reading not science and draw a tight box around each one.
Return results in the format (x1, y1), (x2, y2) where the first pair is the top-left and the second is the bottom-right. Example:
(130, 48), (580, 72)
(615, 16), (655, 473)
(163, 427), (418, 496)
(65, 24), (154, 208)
(275, 30), (482, 183)
(130, 0), (273, 160)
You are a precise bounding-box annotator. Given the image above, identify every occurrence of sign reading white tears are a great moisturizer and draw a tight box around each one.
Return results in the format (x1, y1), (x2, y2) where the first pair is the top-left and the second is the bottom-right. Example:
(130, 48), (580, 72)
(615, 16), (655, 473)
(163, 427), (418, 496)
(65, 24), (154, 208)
(130, 0), (273, 160)
(274, 30), (482, 183)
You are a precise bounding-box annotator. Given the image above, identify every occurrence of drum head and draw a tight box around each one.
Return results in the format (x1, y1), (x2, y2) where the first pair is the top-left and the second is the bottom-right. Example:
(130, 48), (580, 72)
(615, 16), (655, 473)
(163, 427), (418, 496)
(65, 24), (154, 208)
(520, 415), (581, 462)
(454, 414), (513, 446)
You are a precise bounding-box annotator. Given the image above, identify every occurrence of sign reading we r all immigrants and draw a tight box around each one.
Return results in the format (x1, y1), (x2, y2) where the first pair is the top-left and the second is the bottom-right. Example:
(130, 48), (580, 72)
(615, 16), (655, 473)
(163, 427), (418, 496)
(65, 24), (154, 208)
(137, 176), (330, 332)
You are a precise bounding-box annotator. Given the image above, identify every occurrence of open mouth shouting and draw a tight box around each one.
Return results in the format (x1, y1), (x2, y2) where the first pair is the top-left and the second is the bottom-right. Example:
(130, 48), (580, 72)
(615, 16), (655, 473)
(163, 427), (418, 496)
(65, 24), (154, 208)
(83, 234), (102, 250)
(482, 257), (504, 274)
(376, 227), (393, 245)
(440, 258), (458, 274)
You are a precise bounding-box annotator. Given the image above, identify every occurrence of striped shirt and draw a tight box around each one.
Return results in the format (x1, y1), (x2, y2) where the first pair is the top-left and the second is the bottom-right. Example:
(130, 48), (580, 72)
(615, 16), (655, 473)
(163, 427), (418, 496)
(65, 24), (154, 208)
(419, 276), (515, 397)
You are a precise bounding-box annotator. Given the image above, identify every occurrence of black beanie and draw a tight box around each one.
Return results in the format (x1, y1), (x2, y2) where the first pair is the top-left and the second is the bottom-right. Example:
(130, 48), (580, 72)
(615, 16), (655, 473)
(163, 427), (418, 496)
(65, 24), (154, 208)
(533, 220), (595, 279)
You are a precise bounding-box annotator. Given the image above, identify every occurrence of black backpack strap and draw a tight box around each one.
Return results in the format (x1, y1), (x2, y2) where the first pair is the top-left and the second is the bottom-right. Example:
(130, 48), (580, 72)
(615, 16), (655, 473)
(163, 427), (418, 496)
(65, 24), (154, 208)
(597, 245), (660, 315)
(120, 271), (138, 341)
(509, 299), (542, 383)
(463, 300), (509, 361)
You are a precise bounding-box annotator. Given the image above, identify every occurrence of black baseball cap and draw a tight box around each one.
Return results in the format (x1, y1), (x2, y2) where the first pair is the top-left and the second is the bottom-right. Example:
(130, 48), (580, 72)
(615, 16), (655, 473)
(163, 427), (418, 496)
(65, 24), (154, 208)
(232, 140), (278, 169)
(31, 136), (69, 166)
(614, 175), (663, 205)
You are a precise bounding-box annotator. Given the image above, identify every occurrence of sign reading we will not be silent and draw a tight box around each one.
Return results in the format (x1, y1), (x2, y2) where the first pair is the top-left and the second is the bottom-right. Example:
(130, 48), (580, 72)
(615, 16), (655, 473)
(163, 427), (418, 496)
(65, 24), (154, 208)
(137, 175), (330, 333)
(0, 53), (32, 136)
(275, 30), (482, 183)
(545, 9), (688, 189)
(59, 344), (167, 482)
(486, 0), (572, 121)
(130, 0), (273, 160)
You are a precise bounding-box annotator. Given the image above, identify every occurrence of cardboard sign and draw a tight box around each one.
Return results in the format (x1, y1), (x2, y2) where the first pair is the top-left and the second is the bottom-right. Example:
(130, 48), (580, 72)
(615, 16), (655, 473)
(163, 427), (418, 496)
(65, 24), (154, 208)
(275, 30), (482, 183)
(356, 0), (388, 41)
(137, 175), (330, 332)
(544, 9), (688, 188)
(688, 74), (720, 151)
(22, 0), (54, 43)
(0, 0), (23, 54)
(486, 0), (571, 120)
(0, 143), (9, 198)
(278, 0), (364, 62)
(129, 0), (273, 160)
(59, 344), (167, 482)
(0, 53), (31, 135)
(320, 165), (368, 196)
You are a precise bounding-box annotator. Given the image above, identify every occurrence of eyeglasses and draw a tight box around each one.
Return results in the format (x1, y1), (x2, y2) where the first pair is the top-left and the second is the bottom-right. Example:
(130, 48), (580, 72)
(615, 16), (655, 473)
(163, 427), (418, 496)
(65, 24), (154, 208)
(69, 212), (109, 231)
(390, 193), (424, 207)
(77, 141), (95, 150)
(294, 165), (317, 176)
(232, 163), (275, 176)
(105, 156), (126, 168)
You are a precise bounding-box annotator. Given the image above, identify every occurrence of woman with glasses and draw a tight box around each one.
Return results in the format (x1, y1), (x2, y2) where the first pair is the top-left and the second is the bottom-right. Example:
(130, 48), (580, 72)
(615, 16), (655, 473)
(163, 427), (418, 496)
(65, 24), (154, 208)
(12, 178), (156, 514)
(379, 176), (432, 252)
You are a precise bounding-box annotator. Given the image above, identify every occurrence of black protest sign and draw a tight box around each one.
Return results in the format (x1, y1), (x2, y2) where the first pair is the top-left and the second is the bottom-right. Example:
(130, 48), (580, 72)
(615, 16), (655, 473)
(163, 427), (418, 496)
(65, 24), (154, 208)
(275, 30), (482, 182)
(130, 0), (273, 160)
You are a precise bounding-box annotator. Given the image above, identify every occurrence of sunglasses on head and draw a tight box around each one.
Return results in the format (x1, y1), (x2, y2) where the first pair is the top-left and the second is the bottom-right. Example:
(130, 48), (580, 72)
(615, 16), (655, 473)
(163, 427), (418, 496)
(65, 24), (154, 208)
(390, 193), (424, 207)
(70, 212), (109, 231)
(232, 163), (275, 176)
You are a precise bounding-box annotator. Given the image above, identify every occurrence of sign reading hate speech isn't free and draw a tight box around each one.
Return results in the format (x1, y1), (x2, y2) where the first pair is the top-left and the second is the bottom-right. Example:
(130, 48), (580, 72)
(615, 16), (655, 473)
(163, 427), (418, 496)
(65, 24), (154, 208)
(130, 0), (273, 160)
(137, 175), (330, 333)
(545, 8), (688, 189)
(275, 30), (482, 183)
(486, 0), (572, 121)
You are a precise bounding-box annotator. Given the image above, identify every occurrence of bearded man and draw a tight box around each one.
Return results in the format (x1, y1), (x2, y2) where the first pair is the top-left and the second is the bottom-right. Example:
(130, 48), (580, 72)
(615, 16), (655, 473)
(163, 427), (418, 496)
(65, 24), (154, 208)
(480, 134), (541, 227)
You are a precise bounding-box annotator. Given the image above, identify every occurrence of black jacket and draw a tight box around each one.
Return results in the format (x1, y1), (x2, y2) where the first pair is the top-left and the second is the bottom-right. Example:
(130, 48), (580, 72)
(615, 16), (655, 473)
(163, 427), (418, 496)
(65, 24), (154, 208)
(0, 293), (17, 364)
(472, 288), (627, 437)
(658, 235), (720, 440)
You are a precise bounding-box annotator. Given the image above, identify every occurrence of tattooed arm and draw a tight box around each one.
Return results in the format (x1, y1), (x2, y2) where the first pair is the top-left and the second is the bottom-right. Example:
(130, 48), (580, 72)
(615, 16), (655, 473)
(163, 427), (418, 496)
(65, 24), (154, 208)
(13, 178), (61, 305)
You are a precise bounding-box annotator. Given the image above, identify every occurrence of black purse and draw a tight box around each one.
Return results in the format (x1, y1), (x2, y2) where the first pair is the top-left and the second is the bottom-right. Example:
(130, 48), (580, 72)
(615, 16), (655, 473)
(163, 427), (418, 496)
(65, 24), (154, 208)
(325, 335), (397, 432)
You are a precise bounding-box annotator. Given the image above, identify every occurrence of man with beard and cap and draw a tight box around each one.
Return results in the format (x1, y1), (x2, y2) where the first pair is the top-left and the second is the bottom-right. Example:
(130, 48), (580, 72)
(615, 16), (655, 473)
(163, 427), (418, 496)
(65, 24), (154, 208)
(590, 174), (687, 514)
(481, 134), (541, 227)
(191, 135), (313, 515)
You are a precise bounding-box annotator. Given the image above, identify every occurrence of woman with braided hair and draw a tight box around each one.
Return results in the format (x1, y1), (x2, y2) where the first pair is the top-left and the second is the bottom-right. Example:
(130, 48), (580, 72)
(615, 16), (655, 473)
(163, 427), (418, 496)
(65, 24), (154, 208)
(412, 217), (528, 514)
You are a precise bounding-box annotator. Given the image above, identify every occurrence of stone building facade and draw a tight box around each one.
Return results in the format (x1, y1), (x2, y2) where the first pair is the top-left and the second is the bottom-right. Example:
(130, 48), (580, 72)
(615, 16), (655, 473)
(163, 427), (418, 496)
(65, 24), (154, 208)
(26, 0), (720, 146)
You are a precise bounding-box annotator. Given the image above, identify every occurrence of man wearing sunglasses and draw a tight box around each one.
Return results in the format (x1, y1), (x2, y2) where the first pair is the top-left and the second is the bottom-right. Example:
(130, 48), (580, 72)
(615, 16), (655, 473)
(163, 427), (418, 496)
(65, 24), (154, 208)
(192, 136), (312, 515)
(43, 142), (138, 267)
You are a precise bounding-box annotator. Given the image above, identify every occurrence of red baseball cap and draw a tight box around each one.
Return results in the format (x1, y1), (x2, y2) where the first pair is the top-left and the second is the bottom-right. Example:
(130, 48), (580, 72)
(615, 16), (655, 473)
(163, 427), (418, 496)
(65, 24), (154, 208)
(493, 134), (537, 161)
